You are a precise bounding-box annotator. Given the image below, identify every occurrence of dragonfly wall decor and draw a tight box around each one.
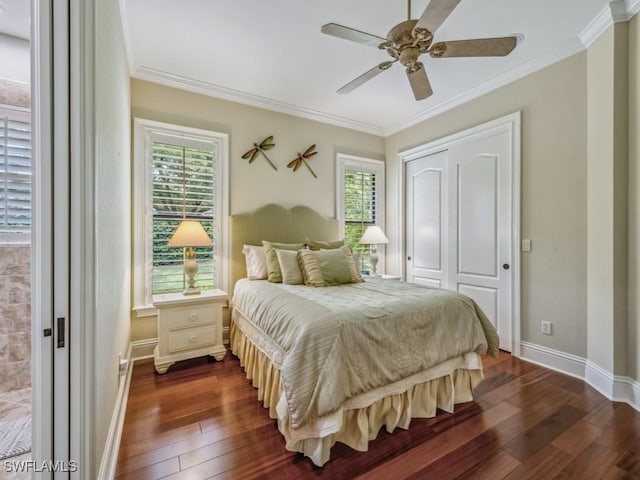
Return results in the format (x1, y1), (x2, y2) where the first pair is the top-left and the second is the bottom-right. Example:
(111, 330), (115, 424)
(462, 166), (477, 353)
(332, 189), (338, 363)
(241, 136), (277, 170)
(287, 144), (318, 178)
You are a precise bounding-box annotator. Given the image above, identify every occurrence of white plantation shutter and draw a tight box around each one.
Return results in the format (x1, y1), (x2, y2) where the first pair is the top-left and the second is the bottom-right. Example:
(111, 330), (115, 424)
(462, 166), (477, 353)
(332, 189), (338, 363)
(151, 142), (215, 294)
(0, 108), (31, 240)
(338, 155), (385, 274)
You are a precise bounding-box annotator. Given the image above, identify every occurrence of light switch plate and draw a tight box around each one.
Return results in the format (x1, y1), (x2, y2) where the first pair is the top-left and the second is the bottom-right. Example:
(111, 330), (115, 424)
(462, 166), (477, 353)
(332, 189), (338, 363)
(522, 239), (531, 252)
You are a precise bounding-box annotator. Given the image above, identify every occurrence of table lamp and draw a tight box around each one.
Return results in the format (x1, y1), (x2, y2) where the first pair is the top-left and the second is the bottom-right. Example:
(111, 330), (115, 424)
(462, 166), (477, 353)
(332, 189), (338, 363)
(167, 220), (212, 295)
(359, 225), (389, 276)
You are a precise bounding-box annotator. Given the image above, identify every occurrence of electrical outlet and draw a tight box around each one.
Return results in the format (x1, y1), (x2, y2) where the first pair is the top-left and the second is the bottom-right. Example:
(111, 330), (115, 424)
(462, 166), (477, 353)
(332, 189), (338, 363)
(118, 352), (128, 376)
(541, 321), (552, 335)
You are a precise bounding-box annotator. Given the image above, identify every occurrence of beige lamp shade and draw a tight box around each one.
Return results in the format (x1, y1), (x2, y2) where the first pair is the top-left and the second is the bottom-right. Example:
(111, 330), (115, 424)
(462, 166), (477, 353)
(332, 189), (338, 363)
(167, 220), (213, 248)
(359, 225), (389, 245)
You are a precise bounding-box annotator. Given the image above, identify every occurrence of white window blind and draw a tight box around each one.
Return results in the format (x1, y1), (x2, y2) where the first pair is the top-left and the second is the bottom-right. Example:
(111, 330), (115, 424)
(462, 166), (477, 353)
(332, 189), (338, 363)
(0, 108), (31, 240)
(338, 155), (385, 275)
(344, 169), (377, 273)
(152, 142), (215, 295)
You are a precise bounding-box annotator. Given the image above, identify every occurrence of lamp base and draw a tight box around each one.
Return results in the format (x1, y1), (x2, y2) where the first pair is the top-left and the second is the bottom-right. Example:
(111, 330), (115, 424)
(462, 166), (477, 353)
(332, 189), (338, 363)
(182, 287), (201, 296)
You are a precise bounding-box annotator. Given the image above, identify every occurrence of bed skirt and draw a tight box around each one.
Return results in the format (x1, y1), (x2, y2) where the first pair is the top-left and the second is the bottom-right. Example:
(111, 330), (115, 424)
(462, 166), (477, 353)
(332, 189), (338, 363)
(230, 312), (484, 466)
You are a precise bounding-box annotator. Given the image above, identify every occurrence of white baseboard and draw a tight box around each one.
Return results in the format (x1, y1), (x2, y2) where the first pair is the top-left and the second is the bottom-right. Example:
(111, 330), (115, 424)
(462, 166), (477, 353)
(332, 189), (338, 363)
(519, 341), (586, 379)
(519, 341), (640, 412)
(130, 337), (158, 360)
(96, 344), (134, 480)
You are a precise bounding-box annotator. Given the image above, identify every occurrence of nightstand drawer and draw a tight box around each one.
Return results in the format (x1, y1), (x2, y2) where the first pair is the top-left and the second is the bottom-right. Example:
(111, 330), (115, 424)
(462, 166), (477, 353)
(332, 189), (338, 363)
(167, 325), (215, 353)
(166, 304), (216, 331)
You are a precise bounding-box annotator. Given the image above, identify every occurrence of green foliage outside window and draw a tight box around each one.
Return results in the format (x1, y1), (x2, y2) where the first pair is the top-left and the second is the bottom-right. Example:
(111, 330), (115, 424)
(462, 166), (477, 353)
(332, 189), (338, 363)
(152, 143), (216, 294)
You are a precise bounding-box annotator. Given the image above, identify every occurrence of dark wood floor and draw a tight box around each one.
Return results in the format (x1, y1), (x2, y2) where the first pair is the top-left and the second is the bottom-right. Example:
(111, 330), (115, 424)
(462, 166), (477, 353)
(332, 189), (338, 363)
(116, 351), (640, 479)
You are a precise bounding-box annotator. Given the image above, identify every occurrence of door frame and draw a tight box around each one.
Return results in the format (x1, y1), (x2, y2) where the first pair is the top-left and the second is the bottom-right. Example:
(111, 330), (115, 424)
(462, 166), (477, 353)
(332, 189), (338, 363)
(32, 0), (96, 476)
(397, 111), (522, 356)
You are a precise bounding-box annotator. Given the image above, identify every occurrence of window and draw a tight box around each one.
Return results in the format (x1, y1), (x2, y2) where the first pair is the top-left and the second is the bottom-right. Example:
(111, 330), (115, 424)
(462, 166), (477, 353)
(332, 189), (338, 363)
(133, 119), (229, 313)
(0, 107), (31, 242)
(336, 154), (385, 274)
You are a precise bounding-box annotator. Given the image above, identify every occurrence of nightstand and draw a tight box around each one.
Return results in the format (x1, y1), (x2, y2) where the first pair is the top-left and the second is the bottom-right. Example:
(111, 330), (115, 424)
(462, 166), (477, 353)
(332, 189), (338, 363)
(153, 289), (227, 374)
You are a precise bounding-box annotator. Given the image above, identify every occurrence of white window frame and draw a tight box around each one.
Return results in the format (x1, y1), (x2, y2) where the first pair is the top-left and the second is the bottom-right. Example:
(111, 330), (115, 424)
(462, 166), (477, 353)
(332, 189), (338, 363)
(0, 105), (31, 244)
(336, 153), (386, 273)
(133, 118), (229, 316)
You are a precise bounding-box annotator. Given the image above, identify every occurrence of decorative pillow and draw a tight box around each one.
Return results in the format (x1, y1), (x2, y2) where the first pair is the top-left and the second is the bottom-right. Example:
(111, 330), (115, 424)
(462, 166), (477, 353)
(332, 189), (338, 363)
(242, 244), (268, 280)
(262, 241), (306, 283)
(352, 252), (361, 272)
(276, 249), (304, 285)
(297, 249), (325, 287)
(306, 238), (345, 251)
(298, 246), (363, 286)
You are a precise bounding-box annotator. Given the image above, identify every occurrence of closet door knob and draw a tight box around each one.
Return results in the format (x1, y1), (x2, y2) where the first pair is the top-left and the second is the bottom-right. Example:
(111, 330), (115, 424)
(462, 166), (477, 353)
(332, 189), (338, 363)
(503, 264), (510, 270)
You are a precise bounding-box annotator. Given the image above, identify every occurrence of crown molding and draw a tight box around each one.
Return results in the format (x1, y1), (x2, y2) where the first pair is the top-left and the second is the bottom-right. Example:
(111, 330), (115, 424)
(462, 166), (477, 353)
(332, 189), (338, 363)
(117, 0), (135, 75)
(132, 66), (386, 137)
(383, 37), (584, 136)
(580, 0), (638, 48)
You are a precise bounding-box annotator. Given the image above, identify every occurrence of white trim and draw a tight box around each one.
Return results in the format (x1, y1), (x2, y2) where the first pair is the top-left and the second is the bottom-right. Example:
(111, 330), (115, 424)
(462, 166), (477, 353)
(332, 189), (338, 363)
(585, 360), (615, 398)
(520, 341), (586, 380)
(133, 66), (386, 137)
(117, 0), (135, 74)
(31, 0), (54, 468)
(519, 342), (640, 412)
(336, 154), (386, 273)
(398, 112), (521, 355)
(580, 0), (638, 48)
(130, 337), (158, 360)
(133, 118), (230, 312)
(70, 0), (95, 476)
(96, 344), (133, 480)
(132, 305), (158, 318)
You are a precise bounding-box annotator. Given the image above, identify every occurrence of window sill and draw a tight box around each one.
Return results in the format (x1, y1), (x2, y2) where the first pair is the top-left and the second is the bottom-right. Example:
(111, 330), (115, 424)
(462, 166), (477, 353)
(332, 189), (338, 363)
(132, 305), (158, 319)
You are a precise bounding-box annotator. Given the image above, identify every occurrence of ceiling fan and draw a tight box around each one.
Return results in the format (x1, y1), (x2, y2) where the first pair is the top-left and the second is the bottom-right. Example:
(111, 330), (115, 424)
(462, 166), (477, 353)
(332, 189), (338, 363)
(321, 0), (522, 100)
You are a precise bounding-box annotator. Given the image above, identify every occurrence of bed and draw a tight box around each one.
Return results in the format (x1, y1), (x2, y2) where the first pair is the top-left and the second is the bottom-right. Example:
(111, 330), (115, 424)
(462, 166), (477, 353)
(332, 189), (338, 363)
(228, 204), (499, 466)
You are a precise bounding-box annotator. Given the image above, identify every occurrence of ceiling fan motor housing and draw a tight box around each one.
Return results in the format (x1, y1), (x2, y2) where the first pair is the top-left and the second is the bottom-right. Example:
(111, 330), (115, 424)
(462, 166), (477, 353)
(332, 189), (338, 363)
(385, 20), (433, 67)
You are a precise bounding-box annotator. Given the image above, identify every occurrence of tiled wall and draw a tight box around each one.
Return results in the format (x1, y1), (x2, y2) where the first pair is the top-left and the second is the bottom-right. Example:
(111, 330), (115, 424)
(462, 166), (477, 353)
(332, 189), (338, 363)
(0, 246), (31, 393)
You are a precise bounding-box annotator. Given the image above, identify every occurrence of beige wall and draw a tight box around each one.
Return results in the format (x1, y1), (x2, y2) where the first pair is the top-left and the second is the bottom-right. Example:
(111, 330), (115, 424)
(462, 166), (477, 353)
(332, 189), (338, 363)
(629, 13), (640, 380)
(385, 53), (589, 357)
(130, 79), (384, 343)
(94, 0), (131, 473)
(131, 80), (384, 218)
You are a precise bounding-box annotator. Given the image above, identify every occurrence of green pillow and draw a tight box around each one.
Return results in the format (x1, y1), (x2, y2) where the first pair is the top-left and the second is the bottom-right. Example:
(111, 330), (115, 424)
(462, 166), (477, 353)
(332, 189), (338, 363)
(298, 246), (362, 286)
(306, 238), (345, 251)
(275, 249), (304, 285)
(297, 249), (325, 287)
(262, 241), (306, 283)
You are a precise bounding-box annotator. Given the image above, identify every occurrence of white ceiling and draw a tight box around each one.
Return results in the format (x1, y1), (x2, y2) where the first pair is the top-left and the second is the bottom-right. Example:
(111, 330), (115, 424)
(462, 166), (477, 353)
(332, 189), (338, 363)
(0, 1), (621, 135)
(123, 0), (619, 135)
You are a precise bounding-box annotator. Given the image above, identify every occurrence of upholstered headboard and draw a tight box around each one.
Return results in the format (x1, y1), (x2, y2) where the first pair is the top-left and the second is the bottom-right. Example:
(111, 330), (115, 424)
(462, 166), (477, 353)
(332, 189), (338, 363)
(229, 204), (339, 293)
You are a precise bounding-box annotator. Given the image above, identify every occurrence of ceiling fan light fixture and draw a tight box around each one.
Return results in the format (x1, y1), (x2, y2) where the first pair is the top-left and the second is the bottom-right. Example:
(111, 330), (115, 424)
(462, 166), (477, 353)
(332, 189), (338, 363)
(321, 0), (522, 101)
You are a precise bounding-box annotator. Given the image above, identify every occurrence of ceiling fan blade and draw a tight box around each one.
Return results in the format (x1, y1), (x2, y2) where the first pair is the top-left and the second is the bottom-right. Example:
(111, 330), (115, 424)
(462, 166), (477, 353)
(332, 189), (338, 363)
(321, 23), (387, 48)
(337, 61), (395, 94)
(430, 36), (520, 58)
(414, 0), (462, 35)
(406, 63), (433, 100)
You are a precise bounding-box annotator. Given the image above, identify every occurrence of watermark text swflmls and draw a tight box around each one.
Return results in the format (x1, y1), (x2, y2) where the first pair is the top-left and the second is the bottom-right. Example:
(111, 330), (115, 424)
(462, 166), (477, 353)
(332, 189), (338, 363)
(4, 460), (79, 473)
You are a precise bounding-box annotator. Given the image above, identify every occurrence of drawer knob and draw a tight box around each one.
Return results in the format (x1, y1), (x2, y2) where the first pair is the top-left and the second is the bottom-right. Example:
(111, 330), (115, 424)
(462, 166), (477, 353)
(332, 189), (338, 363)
(190, 313), (199, 321)
(189, 335), (197, 343)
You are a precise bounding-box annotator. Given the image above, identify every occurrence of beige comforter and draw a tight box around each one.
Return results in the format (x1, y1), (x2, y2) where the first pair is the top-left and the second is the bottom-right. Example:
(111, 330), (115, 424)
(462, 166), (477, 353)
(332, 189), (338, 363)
(231, 277), (499, 430)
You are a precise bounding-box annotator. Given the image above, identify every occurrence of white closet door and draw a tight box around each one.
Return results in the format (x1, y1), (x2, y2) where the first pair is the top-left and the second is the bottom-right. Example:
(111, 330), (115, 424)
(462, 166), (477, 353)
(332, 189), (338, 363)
(449, 130), (512, 351)
(405, 125), (514, 351)
(405, 150), (448, 288)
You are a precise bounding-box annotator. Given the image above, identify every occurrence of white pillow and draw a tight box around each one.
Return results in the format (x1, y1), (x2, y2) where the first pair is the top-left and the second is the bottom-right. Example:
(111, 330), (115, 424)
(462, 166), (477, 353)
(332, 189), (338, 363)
(242, 244), (268, 280)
